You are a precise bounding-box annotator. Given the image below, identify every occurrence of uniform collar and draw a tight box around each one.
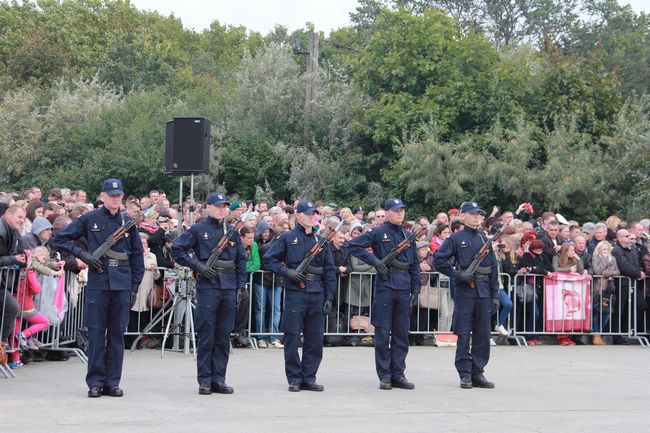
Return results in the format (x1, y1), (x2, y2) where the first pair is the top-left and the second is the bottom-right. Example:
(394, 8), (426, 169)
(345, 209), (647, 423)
(208, 217), (224, 226)
(463, 225), (481, 235)
(296, 224), (314, 236)
(386, 222), (402, 231)
(101, 206), (121, 218)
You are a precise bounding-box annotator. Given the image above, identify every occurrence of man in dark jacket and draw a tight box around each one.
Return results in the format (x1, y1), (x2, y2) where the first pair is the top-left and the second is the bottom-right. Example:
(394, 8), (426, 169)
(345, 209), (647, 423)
(611, 229), (646, 343)
(537, 220), (562, 264)
(0, 205), (25, 344)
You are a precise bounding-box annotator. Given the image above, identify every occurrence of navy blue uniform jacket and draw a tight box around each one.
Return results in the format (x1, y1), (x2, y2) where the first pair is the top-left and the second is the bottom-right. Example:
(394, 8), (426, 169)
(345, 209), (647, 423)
(262, 225), (336, 300)
(347, 222), (420, 294)
(53, 208), (145, 291)
(434, 226), (498, 299)
(171, 217), (247, 290)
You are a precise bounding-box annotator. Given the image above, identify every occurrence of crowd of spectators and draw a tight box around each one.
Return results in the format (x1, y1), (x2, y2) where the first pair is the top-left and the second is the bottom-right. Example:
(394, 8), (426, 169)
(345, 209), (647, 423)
(1, 186), (649, 369)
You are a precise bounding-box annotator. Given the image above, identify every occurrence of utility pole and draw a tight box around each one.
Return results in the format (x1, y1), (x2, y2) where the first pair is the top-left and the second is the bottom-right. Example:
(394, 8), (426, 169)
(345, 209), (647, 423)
(304, 31), (319, 143)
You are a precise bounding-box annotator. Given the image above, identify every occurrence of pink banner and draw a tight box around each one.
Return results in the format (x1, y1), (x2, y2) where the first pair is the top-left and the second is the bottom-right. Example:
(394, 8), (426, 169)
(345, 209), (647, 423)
(544, 272), (591, 332)
(52, 273), (66, 320)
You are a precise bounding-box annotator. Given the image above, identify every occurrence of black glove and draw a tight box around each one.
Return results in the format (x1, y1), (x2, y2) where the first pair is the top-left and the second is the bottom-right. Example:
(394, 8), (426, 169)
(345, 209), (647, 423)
(372, 258), (389, 280)
(492, 297), (500, 314)
(410, 293), (419, 308)
(196, 262), (218, 280)
(286, 269), (306, 284)
(456, 271), (475, 285)
(130, 291), (138, 306)
(236, 288), (247, 307)
(323, 299), (333, 316)
(78, 251), (102, 270)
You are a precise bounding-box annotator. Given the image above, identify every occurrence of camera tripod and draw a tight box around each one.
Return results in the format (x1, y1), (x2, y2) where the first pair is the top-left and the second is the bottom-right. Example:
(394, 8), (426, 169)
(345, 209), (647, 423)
(130, 268), (197, 359)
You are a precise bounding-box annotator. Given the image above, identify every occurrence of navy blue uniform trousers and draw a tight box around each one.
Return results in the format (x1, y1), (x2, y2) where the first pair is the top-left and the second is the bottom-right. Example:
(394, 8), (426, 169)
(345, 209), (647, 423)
(84, 290), (131, 388)
(453, 296), (492, 378)
(282, 290), (324, 384)
(195, 288), (236, 385)
(373, 288), (410, 382)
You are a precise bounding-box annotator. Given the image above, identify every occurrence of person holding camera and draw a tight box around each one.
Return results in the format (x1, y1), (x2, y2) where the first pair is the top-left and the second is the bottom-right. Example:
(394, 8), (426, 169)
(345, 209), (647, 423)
(434, 201), (499, 389)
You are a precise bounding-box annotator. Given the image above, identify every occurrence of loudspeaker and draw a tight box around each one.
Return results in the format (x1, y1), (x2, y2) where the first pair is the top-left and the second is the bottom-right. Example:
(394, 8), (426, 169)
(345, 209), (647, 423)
(165, 117), (211, 174)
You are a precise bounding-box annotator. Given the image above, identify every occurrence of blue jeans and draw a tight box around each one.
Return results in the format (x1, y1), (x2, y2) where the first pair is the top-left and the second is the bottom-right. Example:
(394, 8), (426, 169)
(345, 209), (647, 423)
(592, 310), (611, 332)
(524, 299), (540, 339)
(253, 283), (282, 342)
(497, 289), (513, 327)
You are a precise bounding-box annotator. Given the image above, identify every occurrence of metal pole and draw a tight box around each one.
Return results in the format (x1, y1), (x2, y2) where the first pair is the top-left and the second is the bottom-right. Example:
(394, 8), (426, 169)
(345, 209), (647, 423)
(189, 174), (195, 226)
(178, 176), (183, 235)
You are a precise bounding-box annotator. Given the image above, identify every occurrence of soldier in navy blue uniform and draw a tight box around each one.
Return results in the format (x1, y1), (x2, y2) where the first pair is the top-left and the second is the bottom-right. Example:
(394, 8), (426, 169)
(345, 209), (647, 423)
(434, 201), (498, 389)
(347, 198), (420, 390)
(53, 179), (145, 398)
(171, 192), (247, 395)
(263, 200), (336, 392)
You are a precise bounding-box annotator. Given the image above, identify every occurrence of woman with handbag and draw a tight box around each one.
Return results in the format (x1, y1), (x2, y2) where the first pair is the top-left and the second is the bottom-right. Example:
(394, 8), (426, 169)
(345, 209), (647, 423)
(591, 241), (620, 345)
(518, 239), (553, 345)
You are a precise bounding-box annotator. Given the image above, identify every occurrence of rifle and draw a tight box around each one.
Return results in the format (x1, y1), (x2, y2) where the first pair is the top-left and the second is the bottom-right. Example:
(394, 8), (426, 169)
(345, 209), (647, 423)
(204, 209), (252, 284)
(373, 228), (427, 280)
(295, 220), (344, 289)
(465, 225), (507, 288)
(92, 206), (155, 273)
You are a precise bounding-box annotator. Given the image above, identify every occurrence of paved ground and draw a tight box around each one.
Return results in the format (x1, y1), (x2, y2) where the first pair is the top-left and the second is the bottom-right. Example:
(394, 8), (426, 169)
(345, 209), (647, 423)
(2, 345), (649, 433)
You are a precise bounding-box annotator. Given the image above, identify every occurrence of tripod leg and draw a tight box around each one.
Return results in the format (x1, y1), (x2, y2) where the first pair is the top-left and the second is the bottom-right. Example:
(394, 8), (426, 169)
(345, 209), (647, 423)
(161, 295), (183, 358)
(187, 299), (197, 360)
(130, 296), (175, 352)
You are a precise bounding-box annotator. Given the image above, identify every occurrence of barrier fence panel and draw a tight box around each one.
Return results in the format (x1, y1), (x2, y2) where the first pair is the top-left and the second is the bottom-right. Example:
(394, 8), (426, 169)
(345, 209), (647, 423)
(248, 271), (284, 349)
(511, 273), (648, 346)
(1, 267), (24, 378)
(30, 269), (88, 363)
(632, 277), (649, 347)
(246, 270), (525, 347)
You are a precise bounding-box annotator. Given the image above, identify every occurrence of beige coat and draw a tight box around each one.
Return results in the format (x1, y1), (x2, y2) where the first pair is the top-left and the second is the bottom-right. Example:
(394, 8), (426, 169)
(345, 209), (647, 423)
(131, 252), (160, 312)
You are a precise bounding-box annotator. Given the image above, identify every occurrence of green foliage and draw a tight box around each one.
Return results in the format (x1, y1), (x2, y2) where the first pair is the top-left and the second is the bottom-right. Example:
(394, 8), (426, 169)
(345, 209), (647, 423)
(0, 0), (647, 221)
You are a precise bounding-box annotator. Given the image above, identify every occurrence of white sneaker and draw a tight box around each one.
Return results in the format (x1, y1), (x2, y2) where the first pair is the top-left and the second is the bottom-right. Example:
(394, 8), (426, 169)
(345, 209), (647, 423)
(270, 340), (284, 349)
(258, 340), (268, 349)
(495, 325), (509, 336)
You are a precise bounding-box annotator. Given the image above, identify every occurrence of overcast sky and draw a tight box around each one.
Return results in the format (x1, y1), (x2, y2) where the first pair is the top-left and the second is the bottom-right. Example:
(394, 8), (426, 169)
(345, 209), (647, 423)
(130, 0), (648, 34)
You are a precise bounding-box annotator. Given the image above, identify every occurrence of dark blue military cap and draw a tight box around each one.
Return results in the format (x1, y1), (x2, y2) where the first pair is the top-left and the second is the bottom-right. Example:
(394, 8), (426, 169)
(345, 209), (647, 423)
(296, 200), (317, 215)
(102, 178), (124, 196)
(384, 198), (406, 211)
(460, 201), (486, 215)
(206, 192), (230, 206)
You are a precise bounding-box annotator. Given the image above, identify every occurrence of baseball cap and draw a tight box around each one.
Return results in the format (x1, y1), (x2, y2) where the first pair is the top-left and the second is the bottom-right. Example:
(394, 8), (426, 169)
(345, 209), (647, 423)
(296, 200), (317, 215)
(384, 198), (406, 211)
(206, 192), (230, 206)
(460, 201), (485, 215)
(102, 178), (124, 196)
(582, 222), (595, 233)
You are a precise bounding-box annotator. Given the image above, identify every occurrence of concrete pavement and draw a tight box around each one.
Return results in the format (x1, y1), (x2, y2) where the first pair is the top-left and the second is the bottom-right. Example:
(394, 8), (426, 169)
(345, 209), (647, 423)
(2, 345), (649, 433)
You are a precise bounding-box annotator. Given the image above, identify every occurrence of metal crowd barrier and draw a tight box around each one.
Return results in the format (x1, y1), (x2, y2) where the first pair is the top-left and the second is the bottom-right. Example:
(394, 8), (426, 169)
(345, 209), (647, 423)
(632, 277), (650, 347)
(0, 266), (88, 379)
(1, 267), (24, 378)
(511, 273), (648, 347)
(246, 270), (522, 348)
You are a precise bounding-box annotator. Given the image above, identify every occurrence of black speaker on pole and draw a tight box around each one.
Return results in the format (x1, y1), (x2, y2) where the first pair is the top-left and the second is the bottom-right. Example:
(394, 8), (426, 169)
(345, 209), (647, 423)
(165, 117), (211, 174)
